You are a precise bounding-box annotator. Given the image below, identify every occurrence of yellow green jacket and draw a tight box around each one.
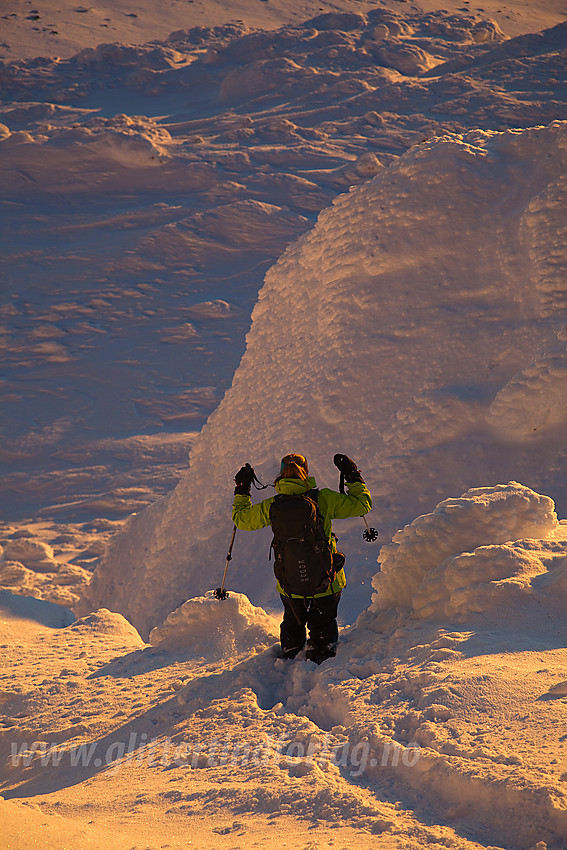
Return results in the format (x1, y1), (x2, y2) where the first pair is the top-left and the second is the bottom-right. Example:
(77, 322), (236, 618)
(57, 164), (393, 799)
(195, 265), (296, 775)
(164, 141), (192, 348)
(232, 475), (372, 597)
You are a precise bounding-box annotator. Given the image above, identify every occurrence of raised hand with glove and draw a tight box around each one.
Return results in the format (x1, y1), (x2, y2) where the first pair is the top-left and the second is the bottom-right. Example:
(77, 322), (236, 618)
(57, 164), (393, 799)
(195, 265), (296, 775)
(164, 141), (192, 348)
(234, 463), (255, 496)
(333, 453), (364, 485)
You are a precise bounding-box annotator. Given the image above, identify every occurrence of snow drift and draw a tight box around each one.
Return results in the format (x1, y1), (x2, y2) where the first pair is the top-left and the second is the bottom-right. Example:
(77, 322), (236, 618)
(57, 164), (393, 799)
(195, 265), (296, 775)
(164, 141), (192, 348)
(363, 481), (565, 626)
(0, 588), (75, 629)
(149, 590), (279, 657)
(371, 481), (558, 610)
(82, 120), (567, 637)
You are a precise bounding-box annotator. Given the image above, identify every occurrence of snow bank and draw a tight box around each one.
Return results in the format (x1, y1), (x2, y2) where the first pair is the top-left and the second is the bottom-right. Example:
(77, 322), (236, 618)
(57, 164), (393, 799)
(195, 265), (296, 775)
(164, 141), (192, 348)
(149, 591), (279, 657)
(367, 482), (560, 622)
(81, 120), (567, 638)
(0, 589), (75, 628)
(67, 608), (143, 641)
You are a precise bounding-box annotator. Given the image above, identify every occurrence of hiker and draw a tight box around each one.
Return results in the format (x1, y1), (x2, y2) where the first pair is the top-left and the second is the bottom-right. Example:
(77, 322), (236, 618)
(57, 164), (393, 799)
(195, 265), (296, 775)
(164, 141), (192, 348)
(232, 453), (372, 663)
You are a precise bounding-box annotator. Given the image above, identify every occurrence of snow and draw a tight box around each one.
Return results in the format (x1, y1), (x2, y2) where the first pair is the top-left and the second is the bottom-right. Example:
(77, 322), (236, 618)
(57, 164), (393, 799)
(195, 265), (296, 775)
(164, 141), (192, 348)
(2, 6), (566, 536)
(3, 495), (567, 847)
(1, 539), (59, 572)
(0, 589), (75, 630)
(83, 119), (567, 638)
(2, 0), (567, 847)
(486, 348), (567, 439)
(68, 608), (144, 640)
(149, 590), (280, 656)
(368, 481), (559, 616)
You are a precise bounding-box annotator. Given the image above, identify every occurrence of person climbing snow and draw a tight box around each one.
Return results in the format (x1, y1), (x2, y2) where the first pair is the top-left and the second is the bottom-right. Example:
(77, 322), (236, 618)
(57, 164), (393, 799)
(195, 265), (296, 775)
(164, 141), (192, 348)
(232, 453), (372, 664)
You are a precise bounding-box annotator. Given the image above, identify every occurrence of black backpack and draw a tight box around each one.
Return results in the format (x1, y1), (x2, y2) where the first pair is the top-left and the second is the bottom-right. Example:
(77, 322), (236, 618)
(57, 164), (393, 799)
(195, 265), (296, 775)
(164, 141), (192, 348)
(269, 488), (335, 597)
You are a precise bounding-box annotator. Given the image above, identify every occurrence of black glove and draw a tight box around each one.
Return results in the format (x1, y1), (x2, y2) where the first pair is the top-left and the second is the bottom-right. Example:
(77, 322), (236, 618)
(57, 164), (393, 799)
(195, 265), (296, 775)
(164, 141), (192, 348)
(334, 454), (363, 484)
(234, 463), (255, 496)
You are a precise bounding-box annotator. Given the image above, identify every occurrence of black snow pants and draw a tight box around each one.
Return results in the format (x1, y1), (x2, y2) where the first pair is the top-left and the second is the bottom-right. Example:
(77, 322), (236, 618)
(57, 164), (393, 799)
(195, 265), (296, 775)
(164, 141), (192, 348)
(279, 592), (341, 661)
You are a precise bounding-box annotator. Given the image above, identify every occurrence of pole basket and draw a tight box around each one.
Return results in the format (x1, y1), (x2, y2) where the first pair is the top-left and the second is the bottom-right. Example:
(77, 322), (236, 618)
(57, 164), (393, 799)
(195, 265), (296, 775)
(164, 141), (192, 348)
(213, 587), (229, 600)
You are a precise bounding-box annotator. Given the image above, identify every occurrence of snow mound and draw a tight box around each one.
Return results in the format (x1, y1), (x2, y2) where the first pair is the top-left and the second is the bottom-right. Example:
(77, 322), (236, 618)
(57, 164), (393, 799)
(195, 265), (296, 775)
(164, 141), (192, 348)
(1, 539), (58, 572)
(67, 608), (143, 642)
(371, 482), (557, 612)
(81, 121), (567, 637)
(412, 538), (567, 622)
(416, 10), (505, 43)
(373, 43), (437, 75)
(149, 590), (279, 657)
(0, 589), (75, 629)
(359, 481), (567, 633)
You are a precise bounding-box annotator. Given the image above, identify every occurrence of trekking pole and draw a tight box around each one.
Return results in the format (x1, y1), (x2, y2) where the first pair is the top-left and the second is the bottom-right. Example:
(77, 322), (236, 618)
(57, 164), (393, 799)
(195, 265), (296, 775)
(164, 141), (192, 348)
(362, 515), (379, 542)
(338, 469), (379, 543)
(214, 525), (237, 600)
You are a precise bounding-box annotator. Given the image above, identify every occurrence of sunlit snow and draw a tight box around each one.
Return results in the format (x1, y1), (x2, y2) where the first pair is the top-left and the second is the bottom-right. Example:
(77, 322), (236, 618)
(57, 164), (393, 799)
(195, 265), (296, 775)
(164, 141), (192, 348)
(2, 2), (567, 848)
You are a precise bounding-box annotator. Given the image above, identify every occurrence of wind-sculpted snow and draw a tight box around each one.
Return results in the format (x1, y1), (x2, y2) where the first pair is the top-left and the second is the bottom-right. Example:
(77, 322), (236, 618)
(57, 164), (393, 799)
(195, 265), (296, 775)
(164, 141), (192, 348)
(0, 11), (509, 104)
(82, 121), (567, 638)
(366, 482), (559, 620)
(1, 9), (566, 533)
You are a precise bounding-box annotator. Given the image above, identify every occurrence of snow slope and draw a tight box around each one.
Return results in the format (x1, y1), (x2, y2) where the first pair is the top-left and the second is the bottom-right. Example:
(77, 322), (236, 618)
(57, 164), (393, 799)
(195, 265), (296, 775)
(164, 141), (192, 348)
(1, 8), (566, 535)
(83, 119), (567, 637)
